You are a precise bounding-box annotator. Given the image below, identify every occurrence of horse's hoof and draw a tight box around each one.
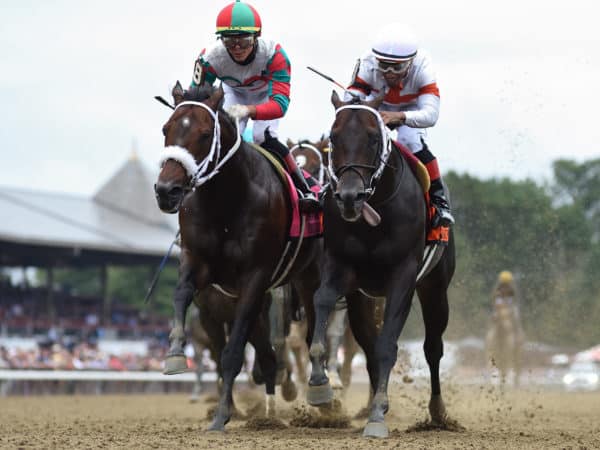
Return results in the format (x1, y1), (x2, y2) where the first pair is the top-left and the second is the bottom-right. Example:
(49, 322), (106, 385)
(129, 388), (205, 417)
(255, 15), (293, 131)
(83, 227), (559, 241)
(307, 382), (333, 406)
(328, 371), (344, 390)
(363, 421), (389, 438)
(163, 354), (188, 375)
(207, 421), (225, 432)
(429, 395), (447, 425)
(189, 394), (200, 404)
(281, 378), (298, 402)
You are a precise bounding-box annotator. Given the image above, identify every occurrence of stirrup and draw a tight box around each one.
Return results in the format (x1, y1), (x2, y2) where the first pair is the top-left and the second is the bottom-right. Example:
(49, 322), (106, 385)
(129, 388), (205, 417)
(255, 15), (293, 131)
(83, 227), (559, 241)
(432, 208), (454, 228)
(298, 192), (321, 213)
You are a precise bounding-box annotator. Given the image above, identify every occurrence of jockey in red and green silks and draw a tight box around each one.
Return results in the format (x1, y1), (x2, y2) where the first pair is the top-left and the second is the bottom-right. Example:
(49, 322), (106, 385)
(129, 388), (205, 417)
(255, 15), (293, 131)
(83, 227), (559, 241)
(190, 0), (319, 211)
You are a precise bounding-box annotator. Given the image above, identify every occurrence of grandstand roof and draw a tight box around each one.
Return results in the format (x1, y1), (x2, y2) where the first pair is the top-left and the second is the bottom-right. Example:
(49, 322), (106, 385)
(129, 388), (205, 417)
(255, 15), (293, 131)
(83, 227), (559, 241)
(0, 153), (179, 267)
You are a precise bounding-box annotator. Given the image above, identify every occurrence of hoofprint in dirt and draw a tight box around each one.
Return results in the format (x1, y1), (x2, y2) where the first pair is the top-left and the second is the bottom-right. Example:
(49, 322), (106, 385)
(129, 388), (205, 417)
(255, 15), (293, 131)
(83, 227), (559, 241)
(0, 383), (599, 449)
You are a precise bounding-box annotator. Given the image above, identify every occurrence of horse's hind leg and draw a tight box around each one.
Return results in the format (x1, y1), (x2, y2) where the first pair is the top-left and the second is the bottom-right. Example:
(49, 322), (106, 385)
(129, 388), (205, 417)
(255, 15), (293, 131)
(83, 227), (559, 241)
(416, 282), (450, 425)
(326, 306), (347, 390)
(340, 322), (357, 387)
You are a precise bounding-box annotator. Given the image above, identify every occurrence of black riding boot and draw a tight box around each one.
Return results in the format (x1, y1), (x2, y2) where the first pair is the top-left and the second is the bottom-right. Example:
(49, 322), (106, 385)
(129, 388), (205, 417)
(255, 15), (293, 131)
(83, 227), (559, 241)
(262, 129), (321, 213)
(429, 178), (454, 228)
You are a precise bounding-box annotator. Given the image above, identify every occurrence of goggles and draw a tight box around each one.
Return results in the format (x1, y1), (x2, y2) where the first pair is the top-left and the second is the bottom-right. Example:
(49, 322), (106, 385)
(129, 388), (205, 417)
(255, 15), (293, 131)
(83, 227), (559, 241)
(221, 34), (255, 50)
(377, 59), (412, 74)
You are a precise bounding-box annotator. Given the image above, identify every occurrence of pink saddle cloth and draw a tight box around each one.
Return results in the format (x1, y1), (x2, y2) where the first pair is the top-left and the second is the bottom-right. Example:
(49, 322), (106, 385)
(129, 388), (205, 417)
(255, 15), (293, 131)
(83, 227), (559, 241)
(285, 170), (323, 238)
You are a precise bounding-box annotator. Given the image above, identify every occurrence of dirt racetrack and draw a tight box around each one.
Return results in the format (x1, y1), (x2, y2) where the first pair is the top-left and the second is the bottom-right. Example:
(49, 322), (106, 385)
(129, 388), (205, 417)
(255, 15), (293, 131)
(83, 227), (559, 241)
(1, 382), (599, 449)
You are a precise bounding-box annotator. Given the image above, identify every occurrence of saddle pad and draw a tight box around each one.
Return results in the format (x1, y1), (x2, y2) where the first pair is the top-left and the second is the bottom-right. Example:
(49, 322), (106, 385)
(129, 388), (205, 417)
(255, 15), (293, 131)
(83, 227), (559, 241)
(426, 201), (449, 245)
(285, 171), (323, 238)
(250, 144), (323, 238)
(393, 141), (430, 192)
(393, 142), (448, 244)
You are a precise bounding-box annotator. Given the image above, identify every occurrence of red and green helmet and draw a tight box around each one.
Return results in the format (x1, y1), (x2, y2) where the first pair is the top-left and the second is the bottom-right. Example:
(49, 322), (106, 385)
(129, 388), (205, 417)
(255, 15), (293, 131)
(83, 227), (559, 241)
(216, 1), (262, 36)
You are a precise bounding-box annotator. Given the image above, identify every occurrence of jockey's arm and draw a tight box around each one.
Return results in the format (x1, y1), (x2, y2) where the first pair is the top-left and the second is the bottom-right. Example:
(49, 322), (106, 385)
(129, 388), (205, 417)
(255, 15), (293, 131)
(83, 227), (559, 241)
(253, 44), (291, 121)
(190, 50), (218, 88)
(403, 86), (440, 128)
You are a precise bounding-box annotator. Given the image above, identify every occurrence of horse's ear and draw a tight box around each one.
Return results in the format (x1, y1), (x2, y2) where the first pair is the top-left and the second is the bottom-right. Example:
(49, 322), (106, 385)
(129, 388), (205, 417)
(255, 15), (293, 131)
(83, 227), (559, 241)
(365, 94), (385, 111)
(316, 135), (329, 151)
(331, 90), (343, 109)
(172, 81), (185, 106)
(286, 138), (294, 149)
(207, 85), (225, 110)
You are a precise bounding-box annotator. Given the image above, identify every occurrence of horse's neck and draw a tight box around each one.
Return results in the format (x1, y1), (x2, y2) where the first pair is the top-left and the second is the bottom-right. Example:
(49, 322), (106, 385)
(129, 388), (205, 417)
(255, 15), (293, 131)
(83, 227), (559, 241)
(370, 149), (405, 203)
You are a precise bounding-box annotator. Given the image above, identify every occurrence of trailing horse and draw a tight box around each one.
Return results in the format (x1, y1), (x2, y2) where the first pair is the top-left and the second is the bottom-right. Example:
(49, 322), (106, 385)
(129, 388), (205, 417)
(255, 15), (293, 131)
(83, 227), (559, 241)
(485, 297), (524, 387)
(154, 83), (321, 431)
(306, 91), (456, 438)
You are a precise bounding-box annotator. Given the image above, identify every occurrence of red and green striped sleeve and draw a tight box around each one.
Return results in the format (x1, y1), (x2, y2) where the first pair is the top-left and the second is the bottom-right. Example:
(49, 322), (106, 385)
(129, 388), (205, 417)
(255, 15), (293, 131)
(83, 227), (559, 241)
(254, 44), (291, 120)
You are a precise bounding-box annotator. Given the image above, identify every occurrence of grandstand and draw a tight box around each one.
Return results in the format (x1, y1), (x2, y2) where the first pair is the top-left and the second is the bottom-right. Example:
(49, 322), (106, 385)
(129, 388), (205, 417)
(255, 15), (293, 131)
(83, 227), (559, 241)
(0, 151), (179, 356)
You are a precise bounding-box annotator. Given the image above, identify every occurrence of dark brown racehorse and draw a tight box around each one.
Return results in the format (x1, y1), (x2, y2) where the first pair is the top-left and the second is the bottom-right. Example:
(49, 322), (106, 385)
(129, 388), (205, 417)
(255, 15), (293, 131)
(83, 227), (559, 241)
(307, 92), (456, 438)
(154, 83), (320, 431)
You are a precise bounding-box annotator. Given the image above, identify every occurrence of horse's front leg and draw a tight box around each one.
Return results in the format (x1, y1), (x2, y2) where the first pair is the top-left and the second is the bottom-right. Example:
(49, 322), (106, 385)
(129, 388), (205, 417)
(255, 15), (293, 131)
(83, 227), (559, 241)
(364, 259), (418, 438)
(307, 257), (355, 406)
(208, 272), (272, 432)
(164, 253), (205, 374)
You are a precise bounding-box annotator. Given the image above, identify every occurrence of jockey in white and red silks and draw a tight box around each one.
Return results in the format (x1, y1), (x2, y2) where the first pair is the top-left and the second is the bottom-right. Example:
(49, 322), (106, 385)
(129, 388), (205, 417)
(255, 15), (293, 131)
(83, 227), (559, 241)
(345, 23), (454, 227)
(189, 0), (319, 211)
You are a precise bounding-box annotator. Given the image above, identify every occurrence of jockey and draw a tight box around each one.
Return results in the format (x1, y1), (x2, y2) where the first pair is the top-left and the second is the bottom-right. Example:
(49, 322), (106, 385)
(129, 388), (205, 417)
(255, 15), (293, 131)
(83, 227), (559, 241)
(494, 270), (516, 300)
(344, 23), (454, 227)
(190, 0), (320, 212)
(491, 270), (523, 328)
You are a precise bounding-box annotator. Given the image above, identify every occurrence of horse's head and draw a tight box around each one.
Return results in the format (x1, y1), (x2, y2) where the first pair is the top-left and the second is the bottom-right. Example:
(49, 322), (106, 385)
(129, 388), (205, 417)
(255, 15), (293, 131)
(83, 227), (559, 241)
(329, 90), (386, 222)
(288, 135), (330, 184)
(154, 81), (226, 213)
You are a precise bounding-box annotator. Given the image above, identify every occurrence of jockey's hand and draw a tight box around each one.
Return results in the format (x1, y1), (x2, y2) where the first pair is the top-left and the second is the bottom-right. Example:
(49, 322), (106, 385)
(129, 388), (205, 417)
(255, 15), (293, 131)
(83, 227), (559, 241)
(225, 104), (255, 120)
(380, 111), (406, 126)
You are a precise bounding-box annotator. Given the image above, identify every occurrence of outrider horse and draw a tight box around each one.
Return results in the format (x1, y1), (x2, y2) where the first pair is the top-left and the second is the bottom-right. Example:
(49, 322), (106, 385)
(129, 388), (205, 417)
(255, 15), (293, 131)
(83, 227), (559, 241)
(154, 83), (320, 431)
(307, 91), (456, 438)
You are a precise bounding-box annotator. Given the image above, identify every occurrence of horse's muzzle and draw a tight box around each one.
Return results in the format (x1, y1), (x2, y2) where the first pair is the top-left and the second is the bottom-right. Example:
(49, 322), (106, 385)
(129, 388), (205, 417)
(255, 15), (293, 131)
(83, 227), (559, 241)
(154, 181), (185, 214)
(334, 189), (367, 222)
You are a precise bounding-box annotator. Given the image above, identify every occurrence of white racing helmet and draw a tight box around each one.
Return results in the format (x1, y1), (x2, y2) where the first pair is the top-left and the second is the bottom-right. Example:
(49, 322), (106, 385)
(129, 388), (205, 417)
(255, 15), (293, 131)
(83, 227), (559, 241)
(371, 23), (419, 62)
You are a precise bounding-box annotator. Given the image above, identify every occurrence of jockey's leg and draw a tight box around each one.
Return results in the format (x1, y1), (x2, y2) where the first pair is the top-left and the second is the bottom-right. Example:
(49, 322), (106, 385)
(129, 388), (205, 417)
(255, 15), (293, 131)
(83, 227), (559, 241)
(413, 143), (454, 227)
(255, 124), (321, 213)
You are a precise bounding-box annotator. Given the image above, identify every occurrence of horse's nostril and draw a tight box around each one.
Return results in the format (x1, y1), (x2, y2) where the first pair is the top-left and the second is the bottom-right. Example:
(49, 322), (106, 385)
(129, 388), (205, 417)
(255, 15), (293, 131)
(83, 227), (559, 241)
(355, 192), (367, 202)
(169, 186), (183, 199)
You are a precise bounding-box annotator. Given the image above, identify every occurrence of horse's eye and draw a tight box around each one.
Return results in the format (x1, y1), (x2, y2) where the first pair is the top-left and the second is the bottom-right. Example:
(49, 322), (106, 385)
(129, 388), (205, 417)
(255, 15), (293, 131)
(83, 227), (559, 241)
(200, 132), (212, 140)
(162, 125), (168, 137)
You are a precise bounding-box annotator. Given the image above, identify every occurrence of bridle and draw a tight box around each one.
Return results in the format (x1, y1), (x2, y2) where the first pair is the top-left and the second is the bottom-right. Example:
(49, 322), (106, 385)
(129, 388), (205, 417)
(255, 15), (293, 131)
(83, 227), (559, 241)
(158, 101), (241, 190)
(290, 142), (325, 185)
(327, 104), (393, 199)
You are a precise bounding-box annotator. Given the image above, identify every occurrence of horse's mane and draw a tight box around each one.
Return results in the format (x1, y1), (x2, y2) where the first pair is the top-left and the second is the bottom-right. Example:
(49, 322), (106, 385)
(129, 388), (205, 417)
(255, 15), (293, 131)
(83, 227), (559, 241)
(183, 85), (215, 102)
(183, 85), (236, 130)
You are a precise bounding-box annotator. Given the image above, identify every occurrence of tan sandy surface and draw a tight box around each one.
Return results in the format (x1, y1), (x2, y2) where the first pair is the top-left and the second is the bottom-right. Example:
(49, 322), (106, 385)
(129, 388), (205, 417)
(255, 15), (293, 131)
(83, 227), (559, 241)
(1, 382), (599, 449)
